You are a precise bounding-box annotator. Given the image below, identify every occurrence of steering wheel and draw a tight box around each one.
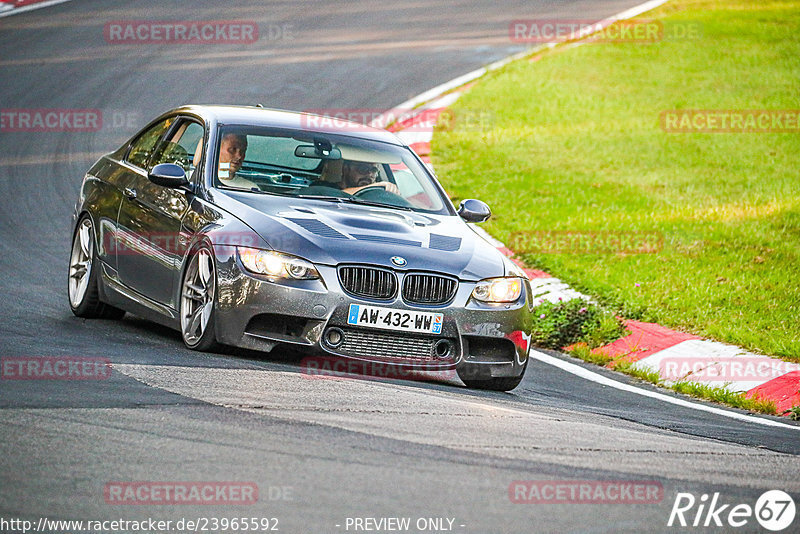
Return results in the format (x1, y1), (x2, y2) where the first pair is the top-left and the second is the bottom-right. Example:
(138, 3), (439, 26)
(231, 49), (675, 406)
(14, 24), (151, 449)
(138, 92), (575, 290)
(159, 142), (190, 171)
(352, 183), (392, 196)
(350, 184), (415, 209)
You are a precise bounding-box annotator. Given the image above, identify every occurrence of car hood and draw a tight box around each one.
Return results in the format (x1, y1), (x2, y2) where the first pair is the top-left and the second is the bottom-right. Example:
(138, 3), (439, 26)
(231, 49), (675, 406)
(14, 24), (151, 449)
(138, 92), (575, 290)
(212, 190), (506, 281)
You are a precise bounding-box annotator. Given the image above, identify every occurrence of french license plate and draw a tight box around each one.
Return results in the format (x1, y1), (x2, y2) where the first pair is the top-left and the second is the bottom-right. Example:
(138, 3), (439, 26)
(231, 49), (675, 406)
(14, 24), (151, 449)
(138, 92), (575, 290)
(347, 304), (443, 335)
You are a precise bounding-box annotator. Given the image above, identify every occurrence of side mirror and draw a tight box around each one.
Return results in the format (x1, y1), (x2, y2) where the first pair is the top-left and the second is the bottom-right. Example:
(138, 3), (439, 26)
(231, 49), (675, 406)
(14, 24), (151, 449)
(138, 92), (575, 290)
(149, 163), (189, 188)
(458, 199), (491, 223)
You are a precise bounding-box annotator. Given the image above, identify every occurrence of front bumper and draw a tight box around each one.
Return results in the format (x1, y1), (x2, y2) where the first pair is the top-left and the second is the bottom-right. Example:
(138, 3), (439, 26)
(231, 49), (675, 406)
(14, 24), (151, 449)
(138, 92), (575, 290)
(213, 251), (532, 379)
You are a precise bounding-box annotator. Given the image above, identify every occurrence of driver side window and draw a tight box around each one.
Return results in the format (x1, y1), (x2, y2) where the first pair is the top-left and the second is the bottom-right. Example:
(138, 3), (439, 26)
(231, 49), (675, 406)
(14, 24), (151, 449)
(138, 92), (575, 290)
(150, 120), (205, 178)
(126, 118), (175, 169)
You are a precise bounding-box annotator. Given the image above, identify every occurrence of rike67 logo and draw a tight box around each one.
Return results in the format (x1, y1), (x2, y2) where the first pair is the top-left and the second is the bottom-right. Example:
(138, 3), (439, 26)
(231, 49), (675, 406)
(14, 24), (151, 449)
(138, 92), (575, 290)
(668, 490), (796, 531)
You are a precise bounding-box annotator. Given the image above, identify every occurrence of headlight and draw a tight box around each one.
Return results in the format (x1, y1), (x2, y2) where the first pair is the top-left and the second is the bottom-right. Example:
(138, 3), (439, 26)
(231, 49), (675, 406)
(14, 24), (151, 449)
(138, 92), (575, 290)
(237, 247), (319, 280)
(472, 277), (523, 303)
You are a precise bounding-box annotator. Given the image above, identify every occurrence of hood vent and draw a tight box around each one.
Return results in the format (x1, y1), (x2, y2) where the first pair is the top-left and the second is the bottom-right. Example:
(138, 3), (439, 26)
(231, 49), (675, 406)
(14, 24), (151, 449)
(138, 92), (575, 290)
(352, 234), (421, 248)
(429, 234), (461, 252)
(285, 218), (348, 239)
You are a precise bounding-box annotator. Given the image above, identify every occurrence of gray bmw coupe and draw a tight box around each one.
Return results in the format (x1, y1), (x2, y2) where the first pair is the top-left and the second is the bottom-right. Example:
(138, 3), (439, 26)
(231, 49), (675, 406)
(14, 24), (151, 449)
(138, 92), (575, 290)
(69, 105), (534, 390)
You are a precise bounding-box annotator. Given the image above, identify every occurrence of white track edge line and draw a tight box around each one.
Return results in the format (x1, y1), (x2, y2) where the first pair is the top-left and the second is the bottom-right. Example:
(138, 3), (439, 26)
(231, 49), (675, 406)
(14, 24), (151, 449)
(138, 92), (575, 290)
(532, 350), (800, 431)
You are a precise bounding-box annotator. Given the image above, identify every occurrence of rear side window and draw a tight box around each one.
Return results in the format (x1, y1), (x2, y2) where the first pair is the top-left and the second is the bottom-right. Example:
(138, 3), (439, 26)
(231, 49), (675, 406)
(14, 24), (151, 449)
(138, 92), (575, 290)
(126, 117), (175, 169)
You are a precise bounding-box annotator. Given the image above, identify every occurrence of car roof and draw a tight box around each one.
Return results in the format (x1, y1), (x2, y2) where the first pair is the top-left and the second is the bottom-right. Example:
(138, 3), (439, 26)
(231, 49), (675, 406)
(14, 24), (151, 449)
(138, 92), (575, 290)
(173, 105), (405, 146)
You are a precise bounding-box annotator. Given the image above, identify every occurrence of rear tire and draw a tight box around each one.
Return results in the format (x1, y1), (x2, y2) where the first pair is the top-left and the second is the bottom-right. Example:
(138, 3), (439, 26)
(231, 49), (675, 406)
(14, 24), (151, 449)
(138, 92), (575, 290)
(68, 216), (125, 319)
(180, 245), (219, 351)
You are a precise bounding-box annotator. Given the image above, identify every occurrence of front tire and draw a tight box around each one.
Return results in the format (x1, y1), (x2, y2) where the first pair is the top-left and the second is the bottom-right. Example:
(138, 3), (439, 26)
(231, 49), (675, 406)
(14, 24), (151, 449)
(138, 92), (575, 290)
(68, 216), (125, 319)
(180, 245), (219, 351)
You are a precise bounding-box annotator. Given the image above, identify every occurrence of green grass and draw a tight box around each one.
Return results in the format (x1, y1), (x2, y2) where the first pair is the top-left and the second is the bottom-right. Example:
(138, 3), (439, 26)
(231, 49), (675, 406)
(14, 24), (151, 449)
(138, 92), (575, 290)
(614, 360), (665, 386)
(671, 381), (777, 414)
(569, 343), (615, 366)
(527, 299), (627, 350)
(433, 0), (800, 362)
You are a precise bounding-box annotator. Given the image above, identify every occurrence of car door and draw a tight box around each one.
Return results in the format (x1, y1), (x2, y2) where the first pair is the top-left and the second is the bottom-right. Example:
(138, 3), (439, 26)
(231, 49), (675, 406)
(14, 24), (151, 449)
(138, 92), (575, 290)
(111, 116), (174, 281)
(116, 117), (203, 308)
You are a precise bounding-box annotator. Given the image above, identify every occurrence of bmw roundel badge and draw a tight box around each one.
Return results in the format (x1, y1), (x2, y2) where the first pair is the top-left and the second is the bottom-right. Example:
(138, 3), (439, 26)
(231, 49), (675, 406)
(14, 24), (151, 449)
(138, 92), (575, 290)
(391, 256), (407, 267)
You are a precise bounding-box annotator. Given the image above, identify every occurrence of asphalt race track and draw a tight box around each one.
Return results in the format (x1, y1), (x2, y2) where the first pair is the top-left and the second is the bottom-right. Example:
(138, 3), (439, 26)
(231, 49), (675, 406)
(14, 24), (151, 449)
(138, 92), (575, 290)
(1, 1), (798, 532)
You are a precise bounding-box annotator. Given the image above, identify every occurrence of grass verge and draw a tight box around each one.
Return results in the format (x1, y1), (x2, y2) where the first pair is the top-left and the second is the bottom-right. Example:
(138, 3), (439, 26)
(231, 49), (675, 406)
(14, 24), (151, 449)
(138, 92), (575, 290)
(433, 0), (800, 362)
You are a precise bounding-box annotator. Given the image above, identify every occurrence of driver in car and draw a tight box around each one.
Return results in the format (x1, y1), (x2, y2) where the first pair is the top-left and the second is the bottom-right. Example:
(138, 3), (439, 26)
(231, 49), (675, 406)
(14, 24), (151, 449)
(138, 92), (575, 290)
(218, 133), (259, 190)
(340, 160), (399, 195)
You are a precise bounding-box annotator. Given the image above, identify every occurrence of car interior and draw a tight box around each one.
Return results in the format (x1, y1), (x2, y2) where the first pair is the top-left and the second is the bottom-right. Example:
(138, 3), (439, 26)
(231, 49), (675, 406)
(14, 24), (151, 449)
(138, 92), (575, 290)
(210, 130), (443, 212)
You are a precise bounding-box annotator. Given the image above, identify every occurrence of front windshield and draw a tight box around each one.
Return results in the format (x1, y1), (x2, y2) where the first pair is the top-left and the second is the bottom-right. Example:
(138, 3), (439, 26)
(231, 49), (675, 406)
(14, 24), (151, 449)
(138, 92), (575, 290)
(213, 126), (449, 214)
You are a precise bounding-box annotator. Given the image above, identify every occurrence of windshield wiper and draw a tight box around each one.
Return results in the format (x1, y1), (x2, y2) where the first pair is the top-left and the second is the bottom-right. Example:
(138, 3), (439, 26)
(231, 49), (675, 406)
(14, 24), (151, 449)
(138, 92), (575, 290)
(295, 194), (347, 202)
(340, 197), (413, 211)
(294, 194), (413, 211)
(219, 185), (264, 193)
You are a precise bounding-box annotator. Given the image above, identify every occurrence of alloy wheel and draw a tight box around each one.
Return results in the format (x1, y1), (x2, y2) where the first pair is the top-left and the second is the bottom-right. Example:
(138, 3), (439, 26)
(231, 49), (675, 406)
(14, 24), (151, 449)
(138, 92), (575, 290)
(181, 248), (215, 346)
(68, 218), (93, 308)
